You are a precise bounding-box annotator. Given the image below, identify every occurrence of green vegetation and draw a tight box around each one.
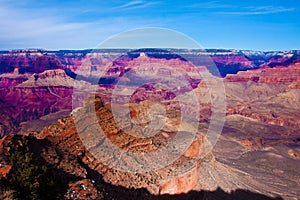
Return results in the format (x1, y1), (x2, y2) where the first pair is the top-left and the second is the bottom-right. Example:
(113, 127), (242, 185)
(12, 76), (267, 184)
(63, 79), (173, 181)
(0, 175), (17, 200)
(3, 151), (67, 200)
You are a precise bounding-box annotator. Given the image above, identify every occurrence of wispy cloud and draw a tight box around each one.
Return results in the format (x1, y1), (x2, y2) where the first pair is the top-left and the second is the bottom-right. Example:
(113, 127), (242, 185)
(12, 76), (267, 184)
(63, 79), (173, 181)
(217, 6), (295, 15)
(0, 1), (162, 50)
(115, 0), (159, 10)
(188, 1), (234, 9)
(0, 6), (85, 39)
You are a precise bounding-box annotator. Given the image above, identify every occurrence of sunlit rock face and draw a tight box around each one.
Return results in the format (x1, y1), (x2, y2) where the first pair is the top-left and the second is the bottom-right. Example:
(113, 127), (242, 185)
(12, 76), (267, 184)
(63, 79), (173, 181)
(0, 49), (300, 199)
(4, 95), (251, 196)
(224, 62), (300, 127)
(0, 49), (299, 75)
(1, 92), (297, 198)
(0, 48), (299, 138)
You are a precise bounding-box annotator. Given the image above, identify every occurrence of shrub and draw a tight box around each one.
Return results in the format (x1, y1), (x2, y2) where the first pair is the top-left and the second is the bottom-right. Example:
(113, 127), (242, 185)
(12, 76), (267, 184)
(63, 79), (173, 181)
(0, 189), (17, 200)
(7, 151), (67, 200)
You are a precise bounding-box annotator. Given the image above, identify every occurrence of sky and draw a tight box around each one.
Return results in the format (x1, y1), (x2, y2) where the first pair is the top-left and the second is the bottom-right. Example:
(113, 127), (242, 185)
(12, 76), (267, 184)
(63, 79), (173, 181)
(0, 0), (299, 51)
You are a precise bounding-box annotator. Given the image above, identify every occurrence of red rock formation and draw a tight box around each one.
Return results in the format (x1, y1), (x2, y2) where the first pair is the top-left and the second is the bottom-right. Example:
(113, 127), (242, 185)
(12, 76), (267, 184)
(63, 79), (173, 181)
(225, 62), (300, 83)
(32, 95), (212, 195)
(0, 49), (299, 137)
(0, 93), (299, 198)
(223, 62), (300, 127)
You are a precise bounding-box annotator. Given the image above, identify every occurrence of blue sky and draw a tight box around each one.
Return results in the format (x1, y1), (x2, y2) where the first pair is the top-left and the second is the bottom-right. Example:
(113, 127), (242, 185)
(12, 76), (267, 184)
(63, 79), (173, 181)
(0, 0), (299, 50)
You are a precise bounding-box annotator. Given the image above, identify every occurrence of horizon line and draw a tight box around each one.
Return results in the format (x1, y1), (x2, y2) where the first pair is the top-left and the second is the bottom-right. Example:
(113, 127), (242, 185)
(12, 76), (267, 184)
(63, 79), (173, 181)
(0, 48), (299, 53)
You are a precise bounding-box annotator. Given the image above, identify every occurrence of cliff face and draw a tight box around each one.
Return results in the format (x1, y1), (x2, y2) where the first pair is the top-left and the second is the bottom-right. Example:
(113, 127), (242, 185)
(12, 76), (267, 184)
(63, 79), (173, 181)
(0, 70), (77, 137)
(0, 49), (300, 199)
(0, 49), (299, 76)
(0, 53), (62, 74)
(223, 62), (300, 127)
(0, 95), (269, 196)
(225, 62), (300, 83)
(1, 93), (299, 199)
(0, 49), (299, 137)
(0, 86), (73, 137)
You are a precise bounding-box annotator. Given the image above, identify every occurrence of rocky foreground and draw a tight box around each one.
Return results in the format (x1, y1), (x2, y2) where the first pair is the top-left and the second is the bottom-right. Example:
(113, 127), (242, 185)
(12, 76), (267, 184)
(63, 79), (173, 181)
(0, 93), (295, 199)
(1, 70), (300, 199)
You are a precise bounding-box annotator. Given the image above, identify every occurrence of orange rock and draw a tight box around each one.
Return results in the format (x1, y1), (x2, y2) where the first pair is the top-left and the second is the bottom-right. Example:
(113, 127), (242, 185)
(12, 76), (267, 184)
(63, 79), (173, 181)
(0, 164), (11, 178)
(159, 166), (198, 195)
(288, 149), (299, 159)
(240, 139), (253, 148)
(130, 109), (139, 121)
(184, 135), (204, 159)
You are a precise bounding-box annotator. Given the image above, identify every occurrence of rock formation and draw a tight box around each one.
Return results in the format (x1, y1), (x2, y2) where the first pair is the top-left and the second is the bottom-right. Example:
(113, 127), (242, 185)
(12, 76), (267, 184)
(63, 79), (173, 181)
(0, 48), (299, 199)
(0, 94), (288, 199)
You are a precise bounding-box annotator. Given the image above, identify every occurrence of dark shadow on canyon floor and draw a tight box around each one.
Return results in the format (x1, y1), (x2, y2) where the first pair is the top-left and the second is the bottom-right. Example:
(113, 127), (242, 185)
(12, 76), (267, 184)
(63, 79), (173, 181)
(0, 135), (284, 200)
(84, 162), (283, 200)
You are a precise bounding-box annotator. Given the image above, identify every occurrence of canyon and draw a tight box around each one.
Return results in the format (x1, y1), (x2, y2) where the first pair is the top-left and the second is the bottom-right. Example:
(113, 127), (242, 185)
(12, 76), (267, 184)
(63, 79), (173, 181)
(0, 49), (299, 137)
(0, 49), (299, 199)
